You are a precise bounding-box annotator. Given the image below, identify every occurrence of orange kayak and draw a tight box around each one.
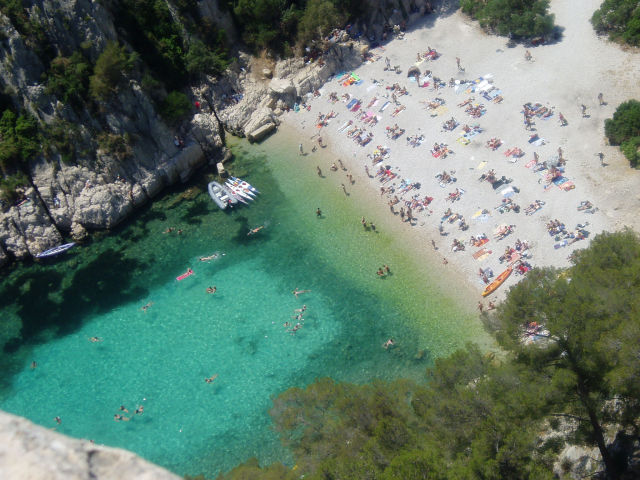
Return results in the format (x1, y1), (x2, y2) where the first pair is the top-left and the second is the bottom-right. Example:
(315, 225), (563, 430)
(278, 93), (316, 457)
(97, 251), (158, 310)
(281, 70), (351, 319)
(482, 265), (513, 297)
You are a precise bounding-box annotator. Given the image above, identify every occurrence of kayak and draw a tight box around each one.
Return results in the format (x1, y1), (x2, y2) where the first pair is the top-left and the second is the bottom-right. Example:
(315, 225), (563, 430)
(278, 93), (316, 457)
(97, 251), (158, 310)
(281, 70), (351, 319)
(225, 183), (253, 201)
(35, 242), (76, 258)
(176, 268), (194, 281)
(482, 265), (512, 297)
(225, 181), (256, 198)
(230, 177), (260, 194)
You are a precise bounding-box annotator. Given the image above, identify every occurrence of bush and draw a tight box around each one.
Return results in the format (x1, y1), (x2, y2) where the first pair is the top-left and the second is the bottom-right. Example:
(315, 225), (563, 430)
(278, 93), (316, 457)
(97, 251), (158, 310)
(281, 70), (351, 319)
(96, 132), (133, 161)
(605, 99), (640, 166)
(160, 91), (191, 125)
(89, 42), (133, 101)
(592, 0), (640, 46)
(184, 39), (228, 78)
(460, 0), (555, 39)
(46, 52), (91, 108)
(0, 109), (39, 175)
(297, 0), (346, 48)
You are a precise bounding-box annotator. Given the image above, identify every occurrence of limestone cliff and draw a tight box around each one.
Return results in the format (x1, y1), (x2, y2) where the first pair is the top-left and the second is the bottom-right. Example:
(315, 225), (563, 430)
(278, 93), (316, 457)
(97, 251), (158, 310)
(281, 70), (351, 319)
(0, 0), (438, 266)
(0, 410), (180, 480)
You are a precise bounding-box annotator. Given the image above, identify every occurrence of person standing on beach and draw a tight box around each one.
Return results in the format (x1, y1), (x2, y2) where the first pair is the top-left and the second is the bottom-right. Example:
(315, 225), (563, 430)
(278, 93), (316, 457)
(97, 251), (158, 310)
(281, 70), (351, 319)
(299, 143), (304, 155)
(316, 166), (322, 177)
(456, 57), (461, 71)
(338, 159), (345, 170)
(597, 152), (605, 166)
(364, 165), (370, 177)
(316, 207), (322, 217)
(341, 183), (348, 195)
(598, 93), (604, 105)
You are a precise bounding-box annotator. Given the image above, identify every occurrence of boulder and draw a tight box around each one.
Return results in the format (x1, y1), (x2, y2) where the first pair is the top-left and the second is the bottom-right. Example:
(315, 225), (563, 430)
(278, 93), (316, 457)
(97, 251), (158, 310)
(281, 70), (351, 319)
(0, 410), (180, 480)
(247, 122), (276, 143)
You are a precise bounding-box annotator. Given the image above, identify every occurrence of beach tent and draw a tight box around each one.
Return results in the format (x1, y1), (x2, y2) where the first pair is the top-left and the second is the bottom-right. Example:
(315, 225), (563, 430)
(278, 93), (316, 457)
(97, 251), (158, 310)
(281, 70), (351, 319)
(407, 66), (421, 79)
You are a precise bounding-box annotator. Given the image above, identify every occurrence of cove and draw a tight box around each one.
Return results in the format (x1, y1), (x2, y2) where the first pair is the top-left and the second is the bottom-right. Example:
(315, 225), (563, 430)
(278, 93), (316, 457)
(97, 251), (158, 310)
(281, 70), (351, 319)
(0, 134), (490, 477)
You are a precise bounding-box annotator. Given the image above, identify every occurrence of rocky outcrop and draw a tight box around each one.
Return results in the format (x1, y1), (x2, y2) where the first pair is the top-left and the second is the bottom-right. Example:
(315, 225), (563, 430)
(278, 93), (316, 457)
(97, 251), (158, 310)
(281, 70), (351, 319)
(0, 0), (438, 266)
(0, 410), (180, 480)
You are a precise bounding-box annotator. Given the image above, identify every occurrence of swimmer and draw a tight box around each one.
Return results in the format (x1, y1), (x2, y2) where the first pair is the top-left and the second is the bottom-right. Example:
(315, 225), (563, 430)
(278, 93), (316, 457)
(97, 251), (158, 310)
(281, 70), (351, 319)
(163, 227), (174, 234)
(377, 268), (385, 276)
(30, 361), (37, 369)
(114, 414), (121, 422)
(316, 208), (322, 217)
(292, 288), (311, 298)
(199, 253), (219, 262)
(205, 374), (218, 384)
(383, 339), (395, 349)
(247, 225), (264, 236)
(135, 405), (144, 415)
(383, 264), (390, 274)
(206, 286), (217, 294)
(89, 336), (102, 342)
(141, 302), (153, 312)
(54, 416), (61, 425)
(283, 321), (291, 327)
(294, 304), (307, 313)
(120, 405), (129, 413)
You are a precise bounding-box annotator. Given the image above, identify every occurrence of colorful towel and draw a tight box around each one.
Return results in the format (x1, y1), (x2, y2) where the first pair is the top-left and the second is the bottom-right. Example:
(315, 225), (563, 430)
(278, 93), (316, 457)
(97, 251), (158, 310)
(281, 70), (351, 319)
(524, 159), (537, 168)
(476, 161), (487, 170)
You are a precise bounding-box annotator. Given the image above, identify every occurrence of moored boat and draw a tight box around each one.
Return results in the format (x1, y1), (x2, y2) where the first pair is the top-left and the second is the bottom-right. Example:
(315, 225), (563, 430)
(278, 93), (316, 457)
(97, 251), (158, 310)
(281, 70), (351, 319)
(35, 242), (76, 259)
(481, 265), (513, 297)
(225, 182), (253, 201)
(208, 181), (237, 210)
(230, 176), (260, 194)
(225, 181), (256, 198)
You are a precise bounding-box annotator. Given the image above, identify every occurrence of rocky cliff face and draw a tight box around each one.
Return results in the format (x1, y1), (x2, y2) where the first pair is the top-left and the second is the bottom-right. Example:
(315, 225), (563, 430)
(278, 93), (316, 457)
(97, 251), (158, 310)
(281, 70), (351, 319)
(0, 410), (180, 480)
(0, 0), (438, 266)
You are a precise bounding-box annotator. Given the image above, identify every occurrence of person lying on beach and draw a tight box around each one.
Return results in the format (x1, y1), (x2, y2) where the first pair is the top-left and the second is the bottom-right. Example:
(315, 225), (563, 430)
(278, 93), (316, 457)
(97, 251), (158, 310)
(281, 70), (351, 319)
(247, 226), (264, 236)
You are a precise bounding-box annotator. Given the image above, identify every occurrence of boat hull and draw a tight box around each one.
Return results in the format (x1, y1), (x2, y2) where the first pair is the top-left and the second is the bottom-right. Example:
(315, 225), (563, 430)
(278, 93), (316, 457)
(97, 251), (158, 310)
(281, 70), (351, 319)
(482, 266), (513, 297)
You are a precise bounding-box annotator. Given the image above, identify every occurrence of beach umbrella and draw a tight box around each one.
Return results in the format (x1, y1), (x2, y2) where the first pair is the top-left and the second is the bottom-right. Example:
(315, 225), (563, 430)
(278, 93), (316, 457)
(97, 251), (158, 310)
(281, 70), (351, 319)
(407, 66), (421, 79)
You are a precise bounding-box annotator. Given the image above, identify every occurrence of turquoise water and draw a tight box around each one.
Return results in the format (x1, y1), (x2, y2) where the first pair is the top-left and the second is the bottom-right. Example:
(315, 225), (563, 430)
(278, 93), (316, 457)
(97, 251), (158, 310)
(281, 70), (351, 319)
(0, 135), (490, 477)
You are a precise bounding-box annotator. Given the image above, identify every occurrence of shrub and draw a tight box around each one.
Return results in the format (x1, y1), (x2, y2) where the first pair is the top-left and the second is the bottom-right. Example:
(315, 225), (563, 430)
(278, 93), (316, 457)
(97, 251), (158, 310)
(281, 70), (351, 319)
(46, 52), (91, 108)
(89, 42), (133, 101)
(297, 0), (346, 48)
(159, 91), (191, 125)
(0, 109), (39, 175)
(96, 132), (133, 161)
(592, 0), (640, 46)
(184, 39), (228, 78)
(605, 99), (640, 166)
(460, 0), (555, 39)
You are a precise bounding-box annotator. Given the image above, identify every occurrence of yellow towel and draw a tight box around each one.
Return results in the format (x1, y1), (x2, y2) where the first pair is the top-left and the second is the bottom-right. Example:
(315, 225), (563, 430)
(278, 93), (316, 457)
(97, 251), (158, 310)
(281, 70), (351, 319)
(471, 210), (483, 219)
(476, 161), (487, 170)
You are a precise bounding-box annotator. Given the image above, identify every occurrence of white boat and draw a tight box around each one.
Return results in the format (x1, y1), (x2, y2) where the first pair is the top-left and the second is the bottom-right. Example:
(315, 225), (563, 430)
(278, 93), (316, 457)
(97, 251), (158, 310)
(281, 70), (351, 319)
(208, 181), (237, 210)
(225, 181), (256, 198)
(225, 182), (253, 201)
(35, 242), (76, 258)
(230, 176), (260, 194)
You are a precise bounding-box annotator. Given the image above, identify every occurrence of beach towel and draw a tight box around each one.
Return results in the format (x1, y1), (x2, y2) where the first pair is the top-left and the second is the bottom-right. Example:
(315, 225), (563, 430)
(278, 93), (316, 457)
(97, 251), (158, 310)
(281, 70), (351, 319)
(433, 105), (448, 116)
(346, 98), (357, 109)
(476, 161), (487, 170)
(457, 137), (470, 146)
(560, 181), (575, 191)
(379, 101), (390, 112)
(471, 210), (483, 219)
(473, 248), (488, 259)
(524, 159), (537, 168)
(477, 252), (491, 262)
(475, 214), (490, 223)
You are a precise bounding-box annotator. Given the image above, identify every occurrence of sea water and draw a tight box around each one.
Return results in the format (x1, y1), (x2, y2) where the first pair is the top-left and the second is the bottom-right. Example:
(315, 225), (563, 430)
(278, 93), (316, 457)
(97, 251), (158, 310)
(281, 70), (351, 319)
(0, 135), (490, 477)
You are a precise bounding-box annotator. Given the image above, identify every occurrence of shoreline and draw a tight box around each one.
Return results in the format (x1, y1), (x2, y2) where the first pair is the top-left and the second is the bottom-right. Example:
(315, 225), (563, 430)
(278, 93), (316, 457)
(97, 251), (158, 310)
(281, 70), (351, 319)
(278, 2), (640, 304)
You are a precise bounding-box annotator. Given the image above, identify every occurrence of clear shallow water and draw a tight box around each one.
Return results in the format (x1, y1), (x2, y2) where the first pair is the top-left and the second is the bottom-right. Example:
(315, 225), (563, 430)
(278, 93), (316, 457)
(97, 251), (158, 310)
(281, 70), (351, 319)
(0, 135), (489, 477)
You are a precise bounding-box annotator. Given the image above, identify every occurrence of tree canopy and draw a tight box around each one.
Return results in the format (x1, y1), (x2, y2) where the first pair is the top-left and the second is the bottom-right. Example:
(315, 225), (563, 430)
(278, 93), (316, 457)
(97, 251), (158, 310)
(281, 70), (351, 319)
(592, 0), (640, 46)
(604, 99), (640, 167)
(460, 0), (556, 39)
(216, 230), (640, 480)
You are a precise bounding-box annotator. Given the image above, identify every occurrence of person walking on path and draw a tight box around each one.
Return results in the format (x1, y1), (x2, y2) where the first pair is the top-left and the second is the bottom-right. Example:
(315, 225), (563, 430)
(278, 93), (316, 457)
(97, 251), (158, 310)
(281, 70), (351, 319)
(597, 152), (605, 166)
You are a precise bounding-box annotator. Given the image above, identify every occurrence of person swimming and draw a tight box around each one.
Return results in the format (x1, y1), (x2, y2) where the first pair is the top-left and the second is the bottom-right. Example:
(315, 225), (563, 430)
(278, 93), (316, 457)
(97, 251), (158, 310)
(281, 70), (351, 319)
(206, 286), (217, 294)
(292, 288), (311, 298)
(141, 302), (153, 312)
(248, 225), (264, 236)
(205, 374), (218, 383)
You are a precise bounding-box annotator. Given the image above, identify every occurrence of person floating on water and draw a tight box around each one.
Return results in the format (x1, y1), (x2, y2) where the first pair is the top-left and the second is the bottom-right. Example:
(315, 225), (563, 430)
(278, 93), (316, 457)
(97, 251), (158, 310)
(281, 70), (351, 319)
(383, 339), (395, 349)
(141, 302), (153, 312)
(199, 253), (222, 262)
(293, 287), (311, 298)
(89, 336), (102, 342)
(206, 286), (217, 294)
(30, 361), (37, 369)
(205, 374), (218, 383)
(248, 225), (264, 236)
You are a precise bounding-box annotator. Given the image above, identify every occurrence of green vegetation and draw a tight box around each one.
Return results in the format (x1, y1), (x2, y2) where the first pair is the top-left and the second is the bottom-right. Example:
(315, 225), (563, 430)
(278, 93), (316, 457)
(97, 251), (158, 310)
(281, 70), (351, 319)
(89, 42), (135, 101)
(46, 52), (91, 108)
(592, 0), (640, 46)
(460, 0), (555, 39)
(160, 91), (191, 125)
(605, 100), (640, 167)
(231, 0), (363, 53)
(96, 132), (133, 161)
(0, 0), (55, 64)
(217, 231), (640, 480)
(0, 109), (41, 203)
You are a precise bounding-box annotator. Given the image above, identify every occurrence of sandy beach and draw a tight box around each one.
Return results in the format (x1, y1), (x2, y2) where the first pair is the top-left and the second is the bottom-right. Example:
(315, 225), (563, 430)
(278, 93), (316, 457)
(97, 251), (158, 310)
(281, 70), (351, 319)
(280, 0), (640, 303)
